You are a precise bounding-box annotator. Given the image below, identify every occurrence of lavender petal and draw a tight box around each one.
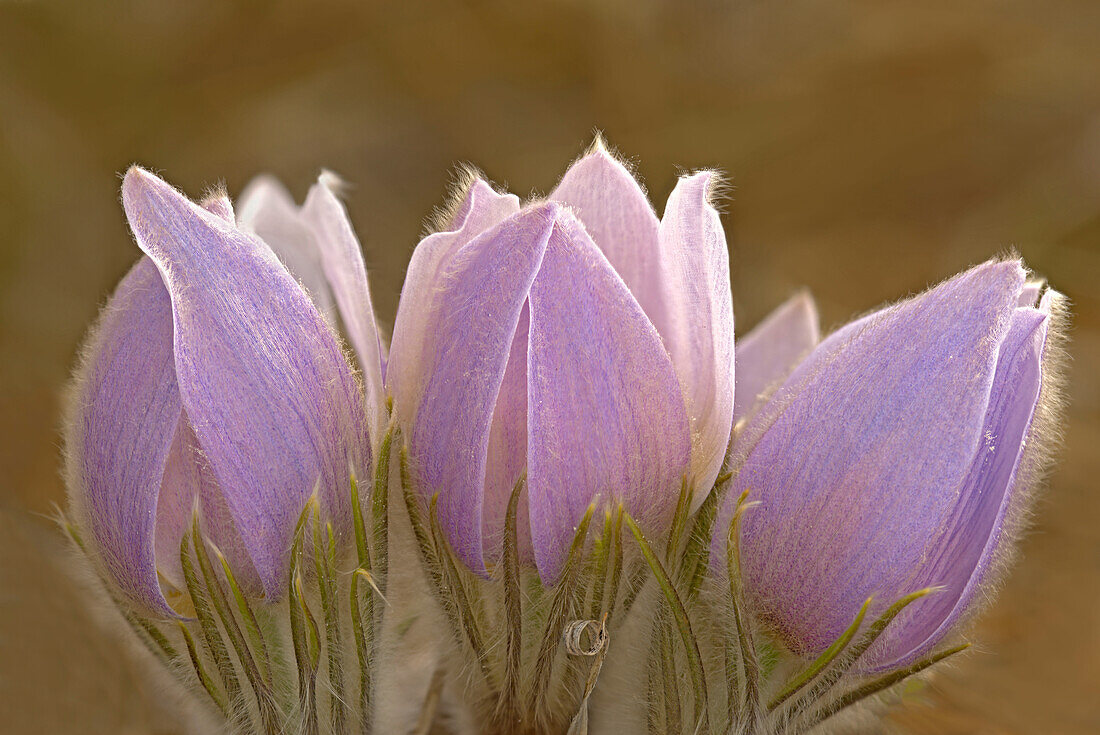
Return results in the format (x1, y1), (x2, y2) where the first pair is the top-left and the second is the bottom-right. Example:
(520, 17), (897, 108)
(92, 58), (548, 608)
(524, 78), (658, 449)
(868, 300), (1053, 668)
(527, 211), (691, 583)
(236, 175), (337, 320)
(656, 172), (735, 501)
(387, 177), (520, 430)
(122, 167), (370, 600)
(733, 291), (820, 423)
(406, 205), (557, 574)
(65, 257), (182, 616)
(301, 173), (387, 449)
(715, 260), (1025, 660)
(550, 143), (666, 333)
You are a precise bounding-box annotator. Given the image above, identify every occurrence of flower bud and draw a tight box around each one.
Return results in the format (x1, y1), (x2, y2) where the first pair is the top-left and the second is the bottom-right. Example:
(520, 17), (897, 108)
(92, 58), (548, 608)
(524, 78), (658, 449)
(64, 168), (376, 616)
(388, 144), (736, 582)
(713, 260), (1063, 670)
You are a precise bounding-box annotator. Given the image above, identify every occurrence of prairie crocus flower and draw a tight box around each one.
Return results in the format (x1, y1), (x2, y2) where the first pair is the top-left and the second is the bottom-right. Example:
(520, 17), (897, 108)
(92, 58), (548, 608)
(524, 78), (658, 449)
(388, 143), (735, 581)
(56, 153), (1071, 735)
(714, 260), (1063, 670)
(64, 167), (382, 616)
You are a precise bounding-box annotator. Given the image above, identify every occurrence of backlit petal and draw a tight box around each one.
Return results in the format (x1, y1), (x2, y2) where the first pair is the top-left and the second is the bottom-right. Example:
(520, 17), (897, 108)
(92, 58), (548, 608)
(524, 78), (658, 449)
(388, 178), (520, 429)
(868, 301), (1051, 668)
(550, 144), (666, 331)
(407, 205), (557, 574)
(201, 192), (235, 222)
(481, 305), (532, 565)
(657, 172), (735, 502)
(301, 173), (387, 450)
(236, 175), (336, 319)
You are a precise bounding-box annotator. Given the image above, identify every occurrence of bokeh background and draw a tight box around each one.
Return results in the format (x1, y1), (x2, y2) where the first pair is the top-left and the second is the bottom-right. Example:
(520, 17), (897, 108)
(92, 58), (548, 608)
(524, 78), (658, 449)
(1, 1), (1097, 732)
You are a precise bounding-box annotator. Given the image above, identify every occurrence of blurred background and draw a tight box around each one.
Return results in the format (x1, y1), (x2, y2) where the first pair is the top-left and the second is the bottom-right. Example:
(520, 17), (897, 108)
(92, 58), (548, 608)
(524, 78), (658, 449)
(1, 1), (1097, 732)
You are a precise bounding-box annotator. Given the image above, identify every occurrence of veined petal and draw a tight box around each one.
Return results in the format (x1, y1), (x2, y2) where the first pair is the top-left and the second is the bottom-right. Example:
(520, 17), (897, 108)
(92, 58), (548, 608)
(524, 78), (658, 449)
(733, 291), (820, 423)
(482, 304), (532, 565)
(717, 260), (1025, 659)
(657, 172), (735, 503)
(122, 167), (370, 600)
(301, 173), (387, 451)
(64, 257), (182, 617)
(156, 416), (263, 597)
(527, 211), (691, 583)
(153, 417), (204, 593)
(388, 178), (520, 429)
(408, 205), (558, 574)
(236, 175), (336, 319)
(550, 143), (666, 331)
(865, 301), (1052, 668)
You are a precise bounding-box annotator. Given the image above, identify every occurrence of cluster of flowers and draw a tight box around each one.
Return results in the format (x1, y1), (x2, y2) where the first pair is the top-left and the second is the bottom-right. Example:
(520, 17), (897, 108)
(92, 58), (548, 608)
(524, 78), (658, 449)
(63, 142), (1063, 735)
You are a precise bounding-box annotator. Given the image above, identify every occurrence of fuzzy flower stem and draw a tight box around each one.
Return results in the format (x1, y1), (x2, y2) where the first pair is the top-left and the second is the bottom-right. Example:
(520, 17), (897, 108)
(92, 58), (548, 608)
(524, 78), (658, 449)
(679, 481), (722, 605)
(785, 587), (938, 717)
(177, 620), (229, 716)
(493, 475), (526, 729)
(665, 477), (693, 560)
(192, 519), (280, 733)
(626, 512), (710, 734)
(398, 449), (476, 677)
(213, 546), (273, 689)
(371, 424), (392, 600)
(427, 496), (495, 689)
(725, 492), (760, 734)
(288, 506), (320, 735)
(348, 472), (375, 732)
(533, 505), (595, 727)
(180, 525), (241, 710)
(604, 505), (626, 622)
(312, 505), (349, 735)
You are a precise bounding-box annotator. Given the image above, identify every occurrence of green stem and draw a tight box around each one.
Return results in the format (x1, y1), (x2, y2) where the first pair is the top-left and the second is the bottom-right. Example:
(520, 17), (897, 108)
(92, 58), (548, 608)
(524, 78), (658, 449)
(625, 513), (710, 734)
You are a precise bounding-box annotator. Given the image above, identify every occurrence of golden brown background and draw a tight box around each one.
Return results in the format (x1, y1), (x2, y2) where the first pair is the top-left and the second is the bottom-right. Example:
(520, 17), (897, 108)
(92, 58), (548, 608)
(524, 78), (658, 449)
(1, 1), (1097, 733)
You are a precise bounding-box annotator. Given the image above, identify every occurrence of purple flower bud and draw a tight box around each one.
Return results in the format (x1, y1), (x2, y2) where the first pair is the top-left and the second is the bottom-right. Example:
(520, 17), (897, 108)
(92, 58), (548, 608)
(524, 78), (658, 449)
(713, 260), (1063, 670)
(388, 145), (735, 582)
(64, 168), (373, 616)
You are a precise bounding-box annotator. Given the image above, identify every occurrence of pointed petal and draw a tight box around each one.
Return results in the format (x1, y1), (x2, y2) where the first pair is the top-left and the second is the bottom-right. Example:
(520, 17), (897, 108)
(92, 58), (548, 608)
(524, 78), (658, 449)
(733, 291), (820, 422)
(716, 260), (1025, 659)
(869, 302), (1051, 668)
(407, 205), (557, 574)
(64, 257), (182, 616)
(301, 173), (387, 451)
(201, 191), (235, 222)
(550, 144), (666, 331)
(527, 211), (691, 583)
(122, 167), (370, 600)
(236, 175), (336, 319)
(657, 172), (735, 502)
(387, 178), (520, 429)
